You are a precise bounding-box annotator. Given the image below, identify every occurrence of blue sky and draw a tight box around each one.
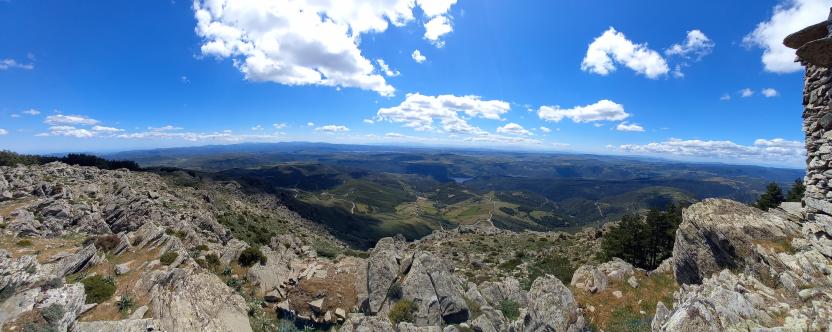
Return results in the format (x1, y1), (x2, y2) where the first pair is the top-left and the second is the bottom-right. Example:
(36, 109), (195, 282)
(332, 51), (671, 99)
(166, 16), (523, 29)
(0, 0), (827, 167)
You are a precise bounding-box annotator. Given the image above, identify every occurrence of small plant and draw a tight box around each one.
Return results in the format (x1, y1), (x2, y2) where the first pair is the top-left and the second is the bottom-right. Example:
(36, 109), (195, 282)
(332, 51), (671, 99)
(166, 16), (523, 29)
(225, 278), (243, 292)
(222, 266), (233, 276)
(387, 282), (403, 300)
(41, 278), (63, 291)
(194, 244), (209, 251)
(205, 253), (221, 268)
(41, 304), (65, 325)
(81, 275), (116, 304)
(131, 235), (144, 246)
(237, 247), (267, 267)
(499, 299), (520, 320)
(388, 299), (416, 324)
(16, 239), (33, 247)
(94, 234), (121, 251)
(160, 251), (178, 266)
(0, 283), (17, 303)
(116, 294), (135, 313)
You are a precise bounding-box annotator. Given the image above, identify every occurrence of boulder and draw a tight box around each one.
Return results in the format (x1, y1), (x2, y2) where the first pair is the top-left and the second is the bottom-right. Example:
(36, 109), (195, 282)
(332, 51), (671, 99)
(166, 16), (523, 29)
(150, 270), (252, 332)
(73, 318), (161, 332)
(115, 262), (131, 275)
(478, 277), (527, 307)
(673, 199), (797, 285)
(338, 314), (395, 332)
(523, 275), (584, 332)
(571, 258), (635, 293)
(366, 237), (403, 313)
(401, 251), (469, 325)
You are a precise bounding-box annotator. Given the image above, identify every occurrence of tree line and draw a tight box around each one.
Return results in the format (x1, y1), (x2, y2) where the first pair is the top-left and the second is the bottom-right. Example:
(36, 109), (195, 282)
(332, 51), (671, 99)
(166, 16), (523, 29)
(0, 150), (141, 171)
(755, 179), (804, 211)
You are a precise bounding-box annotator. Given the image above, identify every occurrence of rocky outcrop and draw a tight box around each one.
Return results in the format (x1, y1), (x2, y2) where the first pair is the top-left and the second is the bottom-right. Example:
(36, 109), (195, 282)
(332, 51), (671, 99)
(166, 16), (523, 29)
(523, 275), (584, 332)
(72, 318), (161, 332)
(571, 258), (637, 293)
(367, 236), (407, 314)
(400, 251), (469, 326)
(0, 283), (86, 331)
(338, 314), (395, 332)
(672, 199), (797, 285)
(150, 270), (252, 332)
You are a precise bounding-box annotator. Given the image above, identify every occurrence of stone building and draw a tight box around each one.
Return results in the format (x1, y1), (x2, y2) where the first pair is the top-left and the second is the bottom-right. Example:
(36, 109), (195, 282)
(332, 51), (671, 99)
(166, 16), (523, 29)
(785, 8), (832, 218)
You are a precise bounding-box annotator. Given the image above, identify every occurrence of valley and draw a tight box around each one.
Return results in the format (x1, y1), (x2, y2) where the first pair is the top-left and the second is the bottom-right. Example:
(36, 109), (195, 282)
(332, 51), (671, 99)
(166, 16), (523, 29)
(111, 143), (804, 248)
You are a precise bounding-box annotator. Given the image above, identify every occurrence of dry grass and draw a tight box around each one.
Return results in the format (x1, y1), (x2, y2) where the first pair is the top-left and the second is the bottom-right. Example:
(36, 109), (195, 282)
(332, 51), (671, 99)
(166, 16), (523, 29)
(0, 197), (36, 218)
(0, 234), (84, 263)
(753, 238), (796, 254)
(78, 247), (162, 322)
(572, 271), (676, 331)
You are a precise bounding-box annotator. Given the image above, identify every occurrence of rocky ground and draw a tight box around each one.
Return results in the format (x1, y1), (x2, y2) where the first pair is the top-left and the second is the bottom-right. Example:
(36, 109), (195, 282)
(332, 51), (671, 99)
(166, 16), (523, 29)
(1, 163), (831, 331)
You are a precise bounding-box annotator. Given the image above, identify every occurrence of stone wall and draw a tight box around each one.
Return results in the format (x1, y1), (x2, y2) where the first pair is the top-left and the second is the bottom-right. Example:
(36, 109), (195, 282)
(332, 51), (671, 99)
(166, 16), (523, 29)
(803, 65), (832, 216)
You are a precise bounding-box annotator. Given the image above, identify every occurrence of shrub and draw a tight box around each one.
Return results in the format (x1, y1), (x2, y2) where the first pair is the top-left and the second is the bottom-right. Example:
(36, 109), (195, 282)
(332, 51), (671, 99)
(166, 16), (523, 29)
(499, 299), (520, 320)
(94, 234), (121, 252)
(225, 278), (243, 292)
(16, 239), (33, 247)
(41, 304), (64, 325)
(756, 182), (785, 211)
(205, 253), (221, 268)
(387, 282), (403, 300)
(194, 244), (209, 251)
(160, 252), (178, 266)
(116, 294), (135, 313)
(81, 276), (116, 304)
(388, 299), (416, 324)
(786, 178), (805, 202)
(237, 247), (266, 267)
(41, 278), (63, 291)
(0, 283), (17, 302)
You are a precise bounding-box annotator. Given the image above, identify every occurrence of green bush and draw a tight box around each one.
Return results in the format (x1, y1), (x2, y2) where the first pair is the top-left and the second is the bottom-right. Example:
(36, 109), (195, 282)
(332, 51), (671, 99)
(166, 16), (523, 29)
(81, 276), (116, 304)
(238, 247), (267, 267)
(194, 244), (209, 251)
(116, 294), (135, 313)
(388, 299), (416, 324)
(41, 278), (63, 291)
(41, 304), (65, 325)
(755, 182), (785, 211)
(387, 282), (403, 300)
(16, 239), (33, 247)
(499, 299), (520, 320)
(160, 252), (178, 266)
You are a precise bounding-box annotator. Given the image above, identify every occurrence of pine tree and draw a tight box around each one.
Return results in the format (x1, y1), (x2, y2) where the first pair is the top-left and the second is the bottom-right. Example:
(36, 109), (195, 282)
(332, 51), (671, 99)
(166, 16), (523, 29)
(785, 178), (805, 202)
(755, 182), (784, 211)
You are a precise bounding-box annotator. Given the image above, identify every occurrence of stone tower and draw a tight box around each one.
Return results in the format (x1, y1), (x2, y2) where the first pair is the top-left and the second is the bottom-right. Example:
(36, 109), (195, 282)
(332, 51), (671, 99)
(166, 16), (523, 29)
(784, 8), (832, 218)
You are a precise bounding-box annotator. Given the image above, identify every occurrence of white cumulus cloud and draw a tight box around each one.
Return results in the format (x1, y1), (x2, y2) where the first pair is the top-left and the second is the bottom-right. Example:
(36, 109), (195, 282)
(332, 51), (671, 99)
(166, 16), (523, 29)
(193, 0), (457, 96)
(619, 138), (804, 164)
(762, 88), (779, 97)
(581, 27), (669, 79)
(0, 58), (34, 70)
(376, 59), (400, 77)
(273, 123), (288, 129)
(744, 0), (829, 73)
(315, 124), (350, 133)
(496, 123), (532, 136)
(616, 122), (645, 132)
(91, 125), (124, 133)
(44, 114), (100, 126)
(22, 109), (40, 115)
(377, 93), (510, 134)
(537, 100), (629, 123)
(412, 49), (427, 63)
(539, 126), (551, 133)
(665, 30), (715, 60)
(0, 128), (7, 136)
(740, 88), (754, 98)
